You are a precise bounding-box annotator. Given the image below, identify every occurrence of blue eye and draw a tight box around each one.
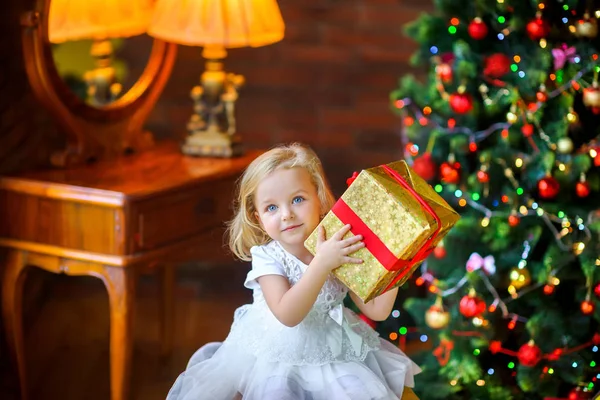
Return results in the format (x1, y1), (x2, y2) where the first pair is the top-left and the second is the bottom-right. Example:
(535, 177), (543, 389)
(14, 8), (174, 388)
(292, 196), (305, 204)
(266, 204), (277, 212)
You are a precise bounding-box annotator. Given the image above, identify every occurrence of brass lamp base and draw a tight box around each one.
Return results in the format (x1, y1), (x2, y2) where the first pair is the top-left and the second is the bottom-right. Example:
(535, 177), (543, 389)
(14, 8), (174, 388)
(181, 129), (244, 158)
(84, 39), (122, 107)
(182, 45), (245, 158)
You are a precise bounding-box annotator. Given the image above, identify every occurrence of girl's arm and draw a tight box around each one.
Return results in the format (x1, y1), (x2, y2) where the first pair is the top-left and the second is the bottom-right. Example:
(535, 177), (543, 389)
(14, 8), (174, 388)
(258, 224), (364, 327)
(258, 264), (330, 327)
(349, 287), (399, 321)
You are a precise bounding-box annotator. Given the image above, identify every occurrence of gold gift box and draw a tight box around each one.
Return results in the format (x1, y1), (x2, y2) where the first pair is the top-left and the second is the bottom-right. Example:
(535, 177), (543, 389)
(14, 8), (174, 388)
(304, 160), (460, 303)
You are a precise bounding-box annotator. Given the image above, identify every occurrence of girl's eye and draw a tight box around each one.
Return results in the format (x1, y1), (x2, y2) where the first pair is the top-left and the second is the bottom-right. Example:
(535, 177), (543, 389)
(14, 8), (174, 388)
(266, 204), (277, 212)
(292, 196), (305, 204)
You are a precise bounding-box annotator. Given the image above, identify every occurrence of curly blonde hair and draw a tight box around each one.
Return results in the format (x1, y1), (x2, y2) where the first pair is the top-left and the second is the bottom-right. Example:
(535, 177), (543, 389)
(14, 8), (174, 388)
(226, 143), (335, 261)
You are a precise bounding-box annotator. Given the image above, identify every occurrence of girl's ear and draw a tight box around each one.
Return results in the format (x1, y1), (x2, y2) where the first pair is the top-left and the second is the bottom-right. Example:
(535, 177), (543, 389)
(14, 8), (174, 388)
(254, 211), (263, 228)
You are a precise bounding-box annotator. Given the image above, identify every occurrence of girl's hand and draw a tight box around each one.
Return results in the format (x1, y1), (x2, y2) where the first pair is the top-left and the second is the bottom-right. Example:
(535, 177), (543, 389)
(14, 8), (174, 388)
(313, 224), (364, 272)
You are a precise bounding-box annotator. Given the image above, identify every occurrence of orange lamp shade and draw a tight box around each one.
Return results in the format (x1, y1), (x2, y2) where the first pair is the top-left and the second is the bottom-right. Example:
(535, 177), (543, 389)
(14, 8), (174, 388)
(48, 0), (155, 43)
(148, 0), (285, 48)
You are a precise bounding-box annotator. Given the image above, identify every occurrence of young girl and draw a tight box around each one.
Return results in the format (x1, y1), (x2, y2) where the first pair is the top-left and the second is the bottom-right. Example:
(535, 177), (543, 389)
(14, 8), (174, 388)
(167, 143), (421, 400)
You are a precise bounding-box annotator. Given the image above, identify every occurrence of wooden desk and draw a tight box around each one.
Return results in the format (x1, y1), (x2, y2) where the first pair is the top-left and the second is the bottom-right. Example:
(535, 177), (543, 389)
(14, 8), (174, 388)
(0, 141), (258, 400)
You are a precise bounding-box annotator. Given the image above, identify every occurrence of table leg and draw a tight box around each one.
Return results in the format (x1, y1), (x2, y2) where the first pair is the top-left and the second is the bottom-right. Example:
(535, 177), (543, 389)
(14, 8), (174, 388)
(99, 265), (136, 400)
(1, 249), (29, 400)
(159, 264), (175, 360)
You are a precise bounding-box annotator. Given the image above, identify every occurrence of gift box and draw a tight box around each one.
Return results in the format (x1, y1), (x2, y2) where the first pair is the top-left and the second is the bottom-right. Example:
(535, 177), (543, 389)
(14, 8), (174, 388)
(304, 160), (460, 303)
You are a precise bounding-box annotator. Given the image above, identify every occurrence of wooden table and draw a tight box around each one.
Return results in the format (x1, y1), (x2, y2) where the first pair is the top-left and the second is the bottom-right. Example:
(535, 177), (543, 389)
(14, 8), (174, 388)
(0, 141), (258, 400)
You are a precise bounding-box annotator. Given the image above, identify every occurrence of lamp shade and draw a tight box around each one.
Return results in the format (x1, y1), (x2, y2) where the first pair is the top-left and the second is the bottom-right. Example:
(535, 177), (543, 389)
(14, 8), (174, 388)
(48, 0), (154, 43)
(148, 0), (285, 48)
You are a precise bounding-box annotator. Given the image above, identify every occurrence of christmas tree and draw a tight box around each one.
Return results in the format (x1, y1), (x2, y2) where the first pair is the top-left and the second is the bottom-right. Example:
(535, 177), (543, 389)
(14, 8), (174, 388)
(383, 0), (600, 398)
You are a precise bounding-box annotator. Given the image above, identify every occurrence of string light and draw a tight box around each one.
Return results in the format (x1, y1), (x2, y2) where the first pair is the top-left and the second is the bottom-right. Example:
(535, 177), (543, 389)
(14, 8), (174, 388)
(392, 9), (600, 393)
(396, 62), (599, 161)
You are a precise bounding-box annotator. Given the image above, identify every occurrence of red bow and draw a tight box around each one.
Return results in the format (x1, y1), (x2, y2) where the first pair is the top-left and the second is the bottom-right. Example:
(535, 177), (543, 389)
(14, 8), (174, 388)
(346, 171), (359, 186)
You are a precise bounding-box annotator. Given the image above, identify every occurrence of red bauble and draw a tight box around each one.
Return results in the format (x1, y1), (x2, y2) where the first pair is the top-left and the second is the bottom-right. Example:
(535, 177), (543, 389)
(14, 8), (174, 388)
(433, 245), (447, 259)
(508, 214), (520, 227)
(483, 53), (511, 78)
(537, 176), (560, 199)
(476, 170), (489, 183)
(468, 17), (488, 40)
(517, 340), (542, 367)
(489, 340), (502, 354)
(459, 292), (486, 318)
(449, 92), (473, 114)
(412, 152), (437, 181)
(526, 16), (550, 40)
(440, 161), (461, 184)
(536, 90), (548, 102)
(568, 387), (593, 400)
(436, 63), (453, 83)
(359, 313), (377, 329)
(594, 282), (600, 299)
(521, 124), (534, 137)
(576, 181), (591, 198)
(581, 300), (595, 315)
(543, 284), (555, 295)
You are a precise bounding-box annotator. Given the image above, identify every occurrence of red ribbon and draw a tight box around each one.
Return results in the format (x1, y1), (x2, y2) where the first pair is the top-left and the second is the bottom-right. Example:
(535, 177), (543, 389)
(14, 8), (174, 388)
(333, 164), (442, 294)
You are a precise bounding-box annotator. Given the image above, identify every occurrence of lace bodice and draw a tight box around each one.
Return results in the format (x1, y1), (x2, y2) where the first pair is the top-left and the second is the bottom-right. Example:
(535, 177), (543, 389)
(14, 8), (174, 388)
(227, 241), (381, 366)
(265, 241), (349, 318)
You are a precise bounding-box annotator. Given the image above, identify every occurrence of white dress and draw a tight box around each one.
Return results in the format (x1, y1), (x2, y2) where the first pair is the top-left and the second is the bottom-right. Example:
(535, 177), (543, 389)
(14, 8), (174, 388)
(167, 241), (421, 400)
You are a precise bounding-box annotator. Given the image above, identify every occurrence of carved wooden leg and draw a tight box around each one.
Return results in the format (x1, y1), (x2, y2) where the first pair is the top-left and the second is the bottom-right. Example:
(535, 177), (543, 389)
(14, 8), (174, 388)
(1, 250), (29, 400)
(159, 264), (175, 359)
(100, 266), (136, 400)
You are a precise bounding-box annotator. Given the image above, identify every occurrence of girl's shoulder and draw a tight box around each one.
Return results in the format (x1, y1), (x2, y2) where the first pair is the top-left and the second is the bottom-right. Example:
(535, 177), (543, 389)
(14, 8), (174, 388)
(250, 241), (305, 284)
(245, 242), (288, 290)
(250, 241), (280, 262)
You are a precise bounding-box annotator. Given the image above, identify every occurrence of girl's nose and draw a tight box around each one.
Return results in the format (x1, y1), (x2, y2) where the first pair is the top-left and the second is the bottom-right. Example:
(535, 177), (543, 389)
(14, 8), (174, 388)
(281, 208), (294, 220)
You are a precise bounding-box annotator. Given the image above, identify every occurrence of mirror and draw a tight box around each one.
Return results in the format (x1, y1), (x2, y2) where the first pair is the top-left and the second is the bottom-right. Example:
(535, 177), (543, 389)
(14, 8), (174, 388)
(51, 36), (153, 108)
(48, 0), (154, 108)
(20, 0), (177, 167)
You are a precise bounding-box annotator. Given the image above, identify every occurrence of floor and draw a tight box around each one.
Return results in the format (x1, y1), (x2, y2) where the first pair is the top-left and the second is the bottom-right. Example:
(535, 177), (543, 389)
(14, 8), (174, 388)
(0, 263), (252, 400)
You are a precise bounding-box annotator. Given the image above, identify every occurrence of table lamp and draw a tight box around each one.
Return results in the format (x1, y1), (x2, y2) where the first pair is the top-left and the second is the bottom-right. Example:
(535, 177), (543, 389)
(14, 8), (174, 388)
(49, 0), (154, 107)
(148, 0), (285, 157)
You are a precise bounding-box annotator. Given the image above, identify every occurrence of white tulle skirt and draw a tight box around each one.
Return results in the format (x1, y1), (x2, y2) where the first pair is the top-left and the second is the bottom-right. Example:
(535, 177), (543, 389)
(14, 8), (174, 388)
(167, 303), (420, 400)
(168, 339), (417, 400)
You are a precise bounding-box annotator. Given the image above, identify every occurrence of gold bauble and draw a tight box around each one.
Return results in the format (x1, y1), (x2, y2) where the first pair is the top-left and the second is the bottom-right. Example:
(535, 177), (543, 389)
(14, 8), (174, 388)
(583, 85), (600, 107)
(576, 17), (598, 38)
(506, 111), (518, 124)
(425, 304), (450, 329)
(557, 137), (574, 154)
(509, 267), (531, 290)
(566, 110), (579, 124)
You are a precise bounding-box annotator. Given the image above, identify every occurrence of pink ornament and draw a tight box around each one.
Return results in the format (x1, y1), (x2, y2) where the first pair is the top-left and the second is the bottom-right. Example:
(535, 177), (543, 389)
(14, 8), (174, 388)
(552, 44), (577, 70)
(466, 252), (496, 275)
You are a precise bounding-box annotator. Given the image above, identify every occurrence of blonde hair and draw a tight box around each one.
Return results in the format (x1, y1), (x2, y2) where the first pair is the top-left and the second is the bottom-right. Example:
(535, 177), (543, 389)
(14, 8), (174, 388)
(227, 143), (335, 261)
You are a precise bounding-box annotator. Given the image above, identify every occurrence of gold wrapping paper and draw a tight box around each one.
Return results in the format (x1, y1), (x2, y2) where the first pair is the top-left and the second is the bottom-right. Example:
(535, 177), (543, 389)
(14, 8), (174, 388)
(304, 160), (460, 303)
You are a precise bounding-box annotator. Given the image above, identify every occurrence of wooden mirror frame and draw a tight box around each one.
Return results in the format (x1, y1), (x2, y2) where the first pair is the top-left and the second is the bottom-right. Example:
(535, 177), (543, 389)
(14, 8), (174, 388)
(20, 0), (178, 167)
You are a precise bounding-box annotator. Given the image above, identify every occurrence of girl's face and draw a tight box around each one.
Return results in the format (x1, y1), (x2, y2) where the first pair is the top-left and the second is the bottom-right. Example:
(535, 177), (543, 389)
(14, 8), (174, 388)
(254, 167), (321, 257)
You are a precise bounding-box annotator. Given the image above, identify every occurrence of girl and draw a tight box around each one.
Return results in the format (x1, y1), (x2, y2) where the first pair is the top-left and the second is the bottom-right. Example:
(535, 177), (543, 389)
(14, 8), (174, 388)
(167, 143), (421, 400)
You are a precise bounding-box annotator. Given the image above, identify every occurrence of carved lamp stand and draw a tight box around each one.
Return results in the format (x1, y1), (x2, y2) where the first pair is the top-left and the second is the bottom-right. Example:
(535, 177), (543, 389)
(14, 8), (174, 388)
(148, 0), (286, 158)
